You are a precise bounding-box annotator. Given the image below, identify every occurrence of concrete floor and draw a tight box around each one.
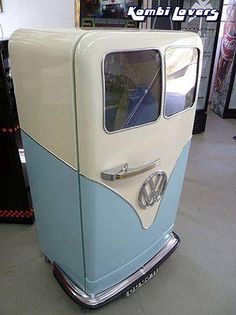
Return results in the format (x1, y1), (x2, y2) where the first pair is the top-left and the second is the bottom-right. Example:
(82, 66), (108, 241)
(1, 111), (236, 315)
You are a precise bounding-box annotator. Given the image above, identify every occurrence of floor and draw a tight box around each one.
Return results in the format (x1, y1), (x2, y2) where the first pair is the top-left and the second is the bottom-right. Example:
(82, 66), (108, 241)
(1, 111), (236, 315)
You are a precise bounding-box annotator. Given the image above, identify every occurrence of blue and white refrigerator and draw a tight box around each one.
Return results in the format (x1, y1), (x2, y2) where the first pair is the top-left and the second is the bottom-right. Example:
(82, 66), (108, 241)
(10, 29), (202, 308)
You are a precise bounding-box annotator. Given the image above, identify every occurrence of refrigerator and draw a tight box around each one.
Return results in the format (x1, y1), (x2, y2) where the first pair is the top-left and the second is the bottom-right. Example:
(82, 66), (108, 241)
(10, 29), (202, 308)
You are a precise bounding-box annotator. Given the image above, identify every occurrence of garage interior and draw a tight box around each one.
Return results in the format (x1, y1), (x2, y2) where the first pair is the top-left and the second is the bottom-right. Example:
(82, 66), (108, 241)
(0, 1), (236, 314)
(1, 112), (235, 315)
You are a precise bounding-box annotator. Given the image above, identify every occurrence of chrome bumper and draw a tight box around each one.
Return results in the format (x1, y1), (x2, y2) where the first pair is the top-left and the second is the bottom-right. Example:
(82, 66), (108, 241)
(53, 232), (180, 309)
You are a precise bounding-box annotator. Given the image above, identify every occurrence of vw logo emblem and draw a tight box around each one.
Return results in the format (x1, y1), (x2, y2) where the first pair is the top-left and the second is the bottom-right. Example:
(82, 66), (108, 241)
(138, 171), (167, 209)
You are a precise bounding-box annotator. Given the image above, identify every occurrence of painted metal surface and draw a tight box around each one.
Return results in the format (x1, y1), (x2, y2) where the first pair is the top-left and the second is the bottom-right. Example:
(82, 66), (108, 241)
(21, 131), (85, 290)
(20, 129), (190, 295)
(80, 140), (190, 293)
(10, 29), (201, 303)
(10, 29), (202, 228)
(74, 30), (202, 228)
(9, 29), (87, 170)
(53, 232), (179, 309)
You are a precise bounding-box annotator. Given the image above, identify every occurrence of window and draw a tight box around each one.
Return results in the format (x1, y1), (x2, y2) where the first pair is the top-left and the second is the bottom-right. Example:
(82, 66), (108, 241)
(104, 50), (162, 132)
(165, 48), (199, 117)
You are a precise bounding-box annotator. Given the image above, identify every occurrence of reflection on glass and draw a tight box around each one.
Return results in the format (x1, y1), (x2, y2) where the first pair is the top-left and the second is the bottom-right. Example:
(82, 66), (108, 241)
(165, 48), (198, 117)
(104, 50), (162, 132)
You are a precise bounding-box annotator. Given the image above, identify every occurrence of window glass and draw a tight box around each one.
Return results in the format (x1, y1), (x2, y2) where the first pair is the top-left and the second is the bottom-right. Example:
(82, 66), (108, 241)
(165, 48), (198, 117)
(104, 50), (162, 132)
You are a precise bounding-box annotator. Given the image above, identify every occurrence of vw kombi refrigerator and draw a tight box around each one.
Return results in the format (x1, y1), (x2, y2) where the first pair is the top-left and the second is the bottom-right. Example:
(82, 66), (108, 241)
(10, 29), (202, 308)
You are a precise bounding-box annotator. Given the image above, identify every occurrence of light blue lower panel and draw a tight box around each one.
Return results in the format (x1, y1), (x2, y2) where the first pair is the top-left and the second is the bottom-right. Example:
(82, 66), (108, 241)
(80, 141), (191, 294)
(21, 131), (85, 290)
(22, 129), (190, 295)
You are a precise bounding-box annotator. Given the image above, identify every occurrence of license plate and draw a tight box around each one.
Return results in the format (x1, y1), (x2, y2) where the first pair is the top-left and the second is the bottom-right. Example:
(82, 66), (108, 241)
(125, 267), (159, 297)
(111, 9), (115, 12)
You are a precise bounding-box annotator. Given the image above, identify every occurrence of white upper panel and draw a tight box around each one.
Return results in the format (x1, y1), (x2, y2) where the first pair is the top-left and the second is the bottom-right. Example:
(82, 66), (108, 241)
(10, 29), (87, 169)
(74, 30), (202, 179)
(10, 28), (202, 228)
(73, 30), (202, 228)
(10, 28), (202, 176)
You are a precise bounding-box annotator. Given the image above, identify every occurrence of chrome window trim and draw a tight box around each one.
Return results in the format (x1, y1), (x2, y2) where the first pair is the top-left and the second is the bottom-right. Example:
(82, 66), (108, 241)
(102, 48), (164, 134)
(163, 45), (201, 120)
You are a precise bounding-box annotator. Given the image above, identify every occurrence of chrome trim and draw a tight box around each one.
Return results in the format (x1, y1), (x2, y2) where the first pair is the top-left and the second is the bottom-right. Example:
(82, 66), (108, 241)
(138, 171), (167, 209)
(53, 232), (180, 309)
(81, 140), (192, 230)
(101, 48), (164, 135)
(101, 158), (161, 181)
(163, 45), (202, 120)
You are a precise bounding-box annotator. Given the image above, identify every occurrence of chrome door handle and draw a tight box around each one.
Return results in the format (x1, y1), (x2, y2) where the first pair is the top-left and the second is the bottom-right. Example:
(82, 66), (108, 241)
(101, 158), (161, 181)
